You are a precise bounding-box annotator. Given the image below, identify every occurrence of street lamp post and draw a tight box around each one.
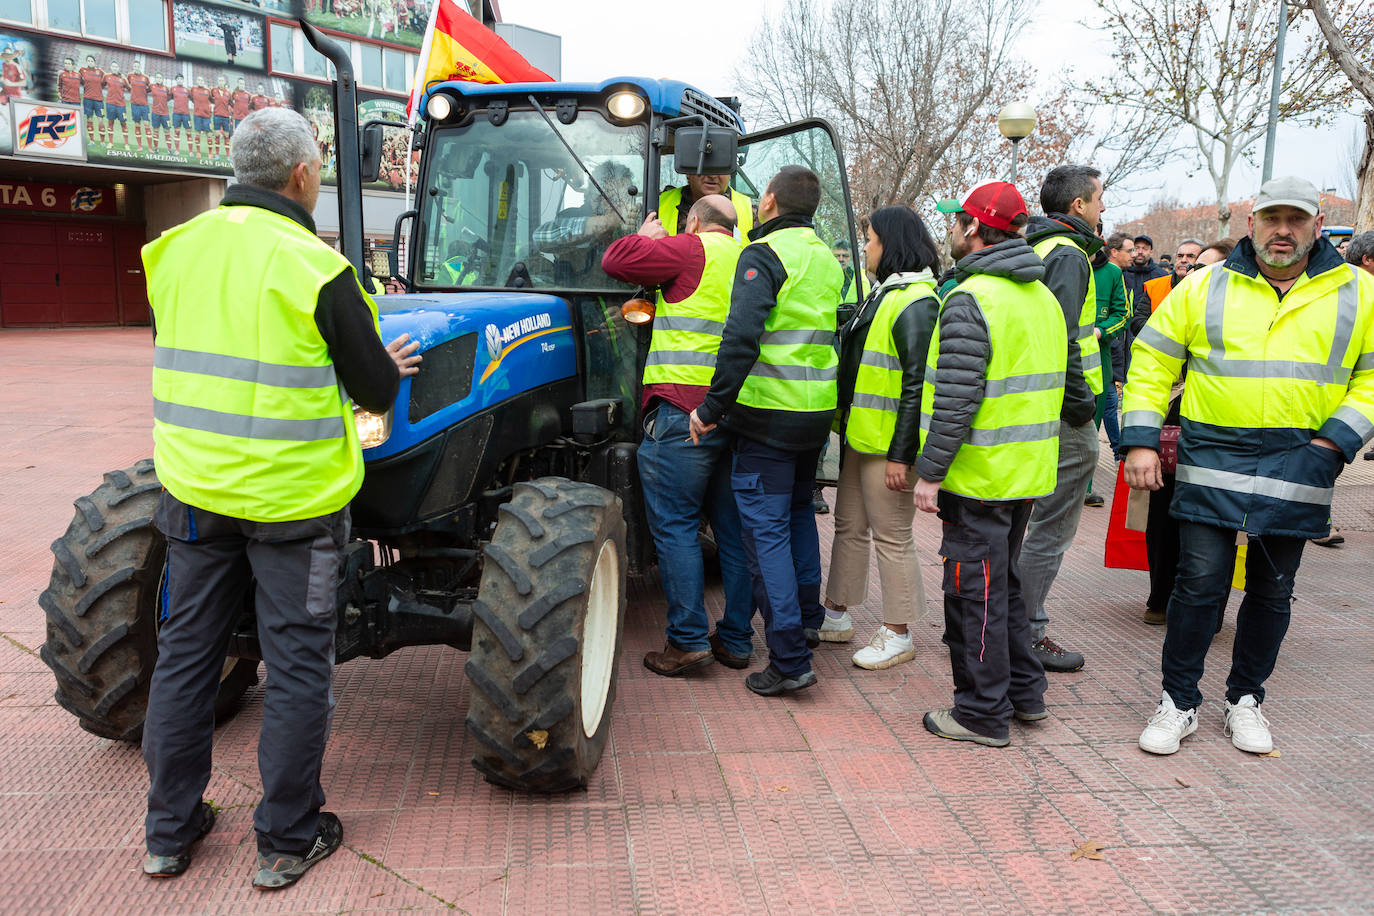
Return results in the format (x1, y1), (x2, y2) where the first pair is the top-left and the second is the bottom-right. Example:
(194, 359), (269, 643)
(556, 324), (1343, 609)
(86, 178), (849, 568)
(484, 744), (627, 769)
(997, 102), (1038, 184)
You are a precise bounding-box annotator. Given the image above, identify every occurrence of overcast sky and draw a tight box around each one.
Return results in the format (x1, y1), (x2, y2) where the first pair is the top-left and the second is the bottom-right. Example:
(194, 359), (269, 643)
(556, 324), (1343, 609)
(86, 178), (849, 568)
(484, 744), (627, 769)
(500, 0), (1363, 226)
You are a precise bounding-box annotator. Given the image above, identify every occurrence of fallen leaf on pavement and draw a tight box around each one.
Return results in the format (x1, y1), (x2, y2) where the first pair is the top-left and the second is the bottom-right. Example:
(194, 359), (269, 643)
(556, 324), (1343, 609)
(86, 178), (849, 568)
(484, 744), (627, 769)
(1070, 841), (1106, 861)
(1259, 749), (1282, 758)
(1174, 777), (1190, 787)
(526, 729), (548, 749)
(427, 791), (440, 796)
(775, 785), (790, 792)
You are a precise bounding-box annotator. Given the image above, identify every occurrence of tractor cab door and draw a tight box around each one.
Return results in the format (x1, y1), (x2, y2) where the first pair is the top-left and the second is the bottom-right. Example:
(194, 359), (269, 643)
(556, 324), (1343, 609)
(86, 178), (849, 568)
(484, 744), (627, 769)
(736, 119), (862, 485)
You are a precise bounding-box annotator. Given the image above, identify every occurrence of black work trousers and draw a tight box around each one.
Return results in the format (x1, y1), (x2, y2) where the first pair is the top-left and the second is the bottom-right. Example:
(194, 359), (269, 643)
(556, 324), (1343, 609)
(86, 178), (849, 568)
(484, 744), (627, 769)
(936, 491), (1046, 740)
(143, 492), (347, 858)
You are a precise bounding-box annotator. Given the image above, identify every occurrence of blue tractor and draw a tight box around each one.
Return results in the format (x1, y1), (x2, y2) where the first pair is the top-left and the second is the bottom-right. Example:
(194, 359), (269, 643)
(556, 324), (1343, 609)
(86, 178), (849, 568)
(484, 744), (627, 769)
(39, 24), (861, 792)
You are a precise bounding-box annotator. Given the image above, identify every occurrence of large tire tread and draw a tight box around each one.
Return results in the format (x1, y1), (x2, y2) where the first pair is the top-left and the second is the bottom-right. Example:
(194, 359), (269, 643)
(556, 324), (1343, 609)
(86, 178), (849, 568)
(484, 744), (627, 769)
(465, 477), (626, 793)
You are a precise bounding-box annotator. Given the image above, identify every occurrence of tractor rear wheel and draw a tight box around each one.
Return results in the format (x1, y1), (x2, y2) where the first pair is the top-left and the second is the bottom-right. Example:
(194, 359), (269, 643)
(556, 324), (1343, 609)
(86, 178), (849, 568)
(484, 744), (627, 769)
(39, 460), (258, 741)
(465, 477), (627, 792)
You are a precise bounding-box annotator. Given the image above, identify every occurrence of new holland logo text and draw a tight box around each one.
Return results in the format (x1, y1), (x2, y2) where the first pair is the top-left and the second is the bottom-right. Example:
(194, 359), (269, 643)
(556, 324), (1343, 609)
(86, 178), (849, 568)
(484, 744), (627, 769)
(17, 107), (79, 150)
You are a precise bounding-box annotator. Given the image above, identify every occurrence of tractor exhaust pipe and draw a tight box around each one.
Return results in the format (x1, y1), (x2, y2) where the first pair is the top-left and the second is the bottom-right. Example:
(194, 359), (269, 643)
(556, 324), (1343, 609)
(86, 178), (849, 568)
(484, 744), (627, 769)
(300, 19), (364, 276)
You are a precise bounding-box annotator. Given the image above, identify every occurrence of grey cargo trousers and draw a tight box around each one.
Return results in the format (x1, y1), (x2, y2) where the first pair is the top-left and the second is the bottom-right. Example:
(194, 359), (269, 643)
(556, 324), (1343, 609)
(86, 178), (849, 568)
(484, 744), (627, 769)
(143, 491), (347, 858)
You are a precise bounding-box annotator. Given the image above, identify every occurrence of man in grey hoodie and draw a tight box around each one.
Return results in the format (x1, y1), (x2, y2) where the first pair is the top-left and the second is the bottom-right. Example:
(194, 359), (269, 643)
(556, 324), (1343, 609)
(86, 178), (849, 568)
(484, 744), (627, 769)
(1019, 165), (1106, 672)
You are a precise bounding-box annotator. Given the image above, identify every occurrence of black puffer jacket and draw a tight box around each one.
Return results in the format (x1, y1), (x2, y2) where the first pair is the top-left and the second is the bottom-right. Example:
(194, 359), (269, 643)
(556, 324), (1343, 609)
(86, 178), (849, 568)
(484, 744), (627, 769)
(1023, 213), (1100, 427)
(915, 238), (1048, 483)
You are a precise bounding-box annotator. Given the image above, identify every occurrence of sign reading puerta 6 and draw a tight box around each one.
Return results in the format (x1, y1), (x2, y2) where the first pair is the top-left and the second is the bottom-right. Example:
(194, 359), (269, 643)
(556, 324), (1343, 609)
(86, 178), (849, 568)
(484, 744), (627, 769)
(8, 99), (85, 160)
(0, 179), (116, 216)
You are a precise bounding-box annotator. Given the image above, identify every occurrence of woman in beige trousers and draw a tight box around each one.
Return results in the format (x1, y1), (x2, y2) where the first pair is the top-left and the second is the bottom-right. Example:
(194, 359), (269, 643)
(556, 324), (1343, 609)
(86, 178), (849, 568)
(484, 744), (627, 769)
(820, 206), (941, 669)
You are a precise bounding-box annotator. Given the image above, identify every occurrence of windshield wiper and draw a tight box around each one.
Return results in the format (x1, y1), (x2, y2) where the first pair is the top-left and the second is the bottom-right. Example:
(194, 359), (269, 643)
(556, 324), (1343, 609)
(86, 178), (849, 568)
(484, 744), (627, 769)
(527, 94), (626, 223)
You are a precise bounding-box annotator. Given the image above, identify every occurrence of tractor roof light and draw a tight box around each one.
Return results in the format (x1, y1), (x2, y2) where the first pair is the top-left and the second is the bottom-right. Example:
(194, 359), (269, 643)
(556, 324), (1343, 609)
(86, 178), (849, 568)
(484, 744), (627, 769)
(607, 91), (646, 122)
(426, 93), (453, 122)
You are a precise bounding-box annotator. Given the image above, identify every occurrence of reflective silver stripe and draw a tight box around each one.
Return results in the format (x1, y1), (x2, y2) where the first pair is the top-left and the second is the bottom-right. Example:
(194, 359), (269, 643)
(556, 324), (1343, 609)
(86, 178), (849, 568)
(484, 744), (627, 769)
(760, 329), (835, 347)
(1356, 351), (1374, 373)
(645, 350), (716, 368)
(1331, 404), (1374, 442)
(154, 346), (337, 389)
(983, 372), (1063, 399)
(154, 399), (346, 441)
(859, 350), (901, 372)
(653, 315), (724, 336)
(1136, 325), (1187, 361)
(1081, 349), (1102, 372)
(1076, 324), (1095, 341)
(1190, 355), (1351, 385)
(1205, 267), (1229, 358)
(747, 362), (837, 383)
(966, 420), (1059, 447)
(1121, 409), (1165, 430)
(1329, 269), (1359, 371)
(852, 392), (898, 412)
(1176, 463), (1333, 506)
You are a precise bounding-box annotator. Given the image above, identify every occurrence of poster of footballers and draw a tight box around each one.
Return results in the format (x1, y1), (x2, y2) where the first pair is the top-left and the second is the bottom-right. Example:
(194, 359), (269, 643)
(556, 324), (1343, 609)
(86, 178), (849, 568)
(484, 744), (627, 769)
(359, 96), (416, 191)
(304, 0), (430, 49)
(171, 1), (266, 71)
(0, 32), (42, 155)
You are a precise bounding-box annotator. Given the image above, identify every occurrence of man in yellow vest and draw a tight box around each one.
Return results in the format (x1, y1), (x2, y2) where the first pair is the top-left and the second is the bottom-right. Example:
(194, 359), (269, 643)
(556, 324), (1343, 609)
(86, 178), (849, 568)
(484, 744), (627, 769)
(139, 108), (420, 890)
(916, 180), (1067, 746)
(1018, 165), (1107, 673)
(658, 170), (754, 238)
(1125, 176), (1374, 758)
(689, 165), (841, 696)
(601, 195), (756, 676)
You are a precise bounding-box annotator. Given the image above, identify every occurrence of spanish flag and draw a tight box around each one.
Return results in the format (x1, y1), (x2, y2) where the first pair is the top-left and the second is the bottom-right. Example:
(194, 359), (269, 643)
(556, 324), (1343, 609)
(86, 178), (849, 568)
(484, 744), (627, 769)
(406, 0), (552, 120)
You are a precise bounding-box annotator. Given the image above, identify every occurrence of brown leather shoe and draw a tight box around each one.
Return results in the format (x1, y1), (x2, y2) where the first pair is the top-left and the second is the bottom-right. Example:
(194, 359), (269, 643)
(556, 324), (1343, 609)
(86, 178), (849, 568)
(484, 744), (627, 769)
(643, 644), (713, 677)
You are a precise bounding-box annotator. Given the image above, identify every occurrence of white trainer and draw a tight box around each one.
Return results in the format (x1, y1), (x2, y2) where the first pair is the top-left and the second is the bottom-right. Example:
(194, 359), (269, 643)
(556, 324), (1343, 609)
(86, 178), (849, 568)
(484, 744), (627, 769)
(852, 626), (915, 670)
(1138, 692), (1198, 755)
(818, 610), (854, 642)
(1223, 695), (1273, 754)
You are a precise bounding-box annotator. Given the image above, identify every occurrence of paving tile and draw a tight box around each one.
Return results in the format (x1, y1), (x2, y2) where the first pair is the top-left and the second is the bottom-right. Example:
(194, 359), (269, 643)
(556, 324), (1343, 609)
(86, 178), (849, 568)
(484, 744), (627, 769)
(616, 751), (725, 804)
(733, 796), (868, 865)
(984, 849), (1150, 915)
(879, 853), (1026, 915)
(506, 805), (630, 867)
(610, 711), (711, 755)
(1106, 845), (1269, 915)
(632, 862), (768, 915)
(700, 710), (809, 753)
(394, 866), (508, 914)
(751, 858), (900, 914)
(789, 708), (903, 750)
(945, 792), (1082, 853)
(386, 805), (508, 869)
(622, 803), (749, 869)
(838, 797), (976, 856)
(503, 865), (636, 915)
(717, 751), (831, 800)
(813, 747), (932, 797)
(0, 848), (111, 915)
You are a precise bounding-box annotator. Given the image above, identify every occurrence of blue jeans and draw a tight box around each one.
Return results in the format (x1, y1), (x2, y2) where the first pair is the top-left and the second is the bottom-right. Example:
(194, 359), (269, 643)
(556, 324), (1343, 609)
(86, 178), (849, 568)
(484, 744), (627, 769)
(1162, 521), (1304, 709)
(731, 437), (823, 678)
(637, 403), (755, 655)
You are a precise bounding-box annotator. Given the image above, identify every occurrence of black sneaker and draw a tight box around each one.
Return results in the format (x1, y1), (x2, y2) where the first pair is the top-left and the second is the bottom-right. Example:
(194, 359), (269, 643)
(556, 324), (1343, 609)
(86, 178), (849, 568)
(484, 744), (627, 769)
(803, 627), (820, 648)
(812, 487), (829, 514)
(1083, 493), (1104, 508)
(252, 812), (343, 890)
(1031, 636), (1084, 672)
(745, 664), (817, 697)
(143, 801), (215, 878)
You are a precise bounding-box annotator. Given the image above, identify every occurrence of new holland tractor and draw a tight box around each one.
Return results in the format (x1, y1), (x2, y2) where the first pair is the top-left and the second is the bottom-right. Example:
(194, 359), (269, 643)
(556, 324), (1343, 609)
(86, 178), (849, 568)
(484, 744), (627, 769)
(38, 22), (861, 792)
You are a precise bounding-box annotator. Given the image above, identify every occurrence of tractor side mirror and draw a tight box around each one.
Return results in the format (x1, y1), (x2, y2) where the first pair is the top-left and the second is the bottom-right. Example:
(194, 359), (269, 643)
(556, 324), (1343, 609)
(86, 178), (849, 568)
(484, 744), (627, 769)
(360, 122), (384, 183)
(674, 127), (738, 176)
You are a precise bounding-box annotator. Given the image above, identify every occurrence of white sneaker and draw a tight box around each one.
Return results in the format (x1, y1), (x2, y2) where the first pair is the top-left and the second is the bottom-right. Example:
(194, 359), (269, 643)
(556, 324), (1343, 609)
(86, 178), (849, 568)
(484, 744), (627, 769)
(851, 626), (915, 670)
(1138, 692), (1198, 755)
(818, 610), (853, 642)
(1223, 695), (1273, 754)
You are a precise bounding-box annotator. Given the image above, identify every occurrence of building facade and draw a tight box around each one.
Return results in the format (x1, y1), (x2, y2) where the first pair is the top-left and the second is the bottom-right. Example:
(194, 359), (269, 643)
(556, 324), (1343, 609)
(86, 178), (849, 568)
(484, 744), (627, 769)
(0, 0), (506, 326)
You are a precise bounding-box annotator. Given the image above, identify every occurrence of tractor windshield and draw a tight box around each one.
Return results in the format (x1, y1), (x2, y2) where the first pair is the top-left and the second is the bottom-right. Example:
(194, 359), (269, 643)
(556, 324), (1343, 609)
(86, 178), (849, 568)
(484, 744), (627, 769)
(415, 109), (647, 291)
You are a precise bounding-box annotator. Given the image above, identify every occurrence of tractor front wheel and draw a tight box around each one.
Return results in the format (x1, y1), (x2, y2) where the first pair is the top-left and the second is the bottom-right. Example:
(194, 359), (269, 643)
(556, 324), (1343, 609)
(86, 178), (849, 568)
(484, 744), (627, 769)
(465, 477), (627, 792)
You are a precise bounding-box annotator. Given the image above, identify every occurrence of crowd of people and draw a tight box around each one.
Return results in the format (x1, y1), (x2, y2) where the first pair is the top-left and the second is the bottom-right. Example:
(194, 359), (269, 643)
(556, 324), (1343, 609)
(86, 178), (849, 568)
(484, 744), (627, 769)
(610, 164), (1374, 755)
(135, 108), (1374, 890)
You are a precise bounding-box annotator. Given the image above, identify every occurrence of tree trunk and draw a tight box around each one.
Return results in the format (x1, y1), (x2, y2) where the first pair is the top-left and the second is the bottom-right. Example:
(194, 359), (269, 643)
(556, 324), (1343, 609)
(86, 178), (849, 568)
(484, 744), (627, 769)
(1357, 109), (1374, 232)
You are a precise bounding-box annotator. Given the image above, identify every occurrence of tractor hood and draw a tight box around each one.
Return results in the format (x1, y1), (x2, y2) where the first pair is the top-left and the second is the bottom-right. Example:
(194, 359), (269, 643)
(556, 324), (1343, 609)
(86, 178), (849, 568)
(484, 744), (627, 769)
(366, 292), (578, 460)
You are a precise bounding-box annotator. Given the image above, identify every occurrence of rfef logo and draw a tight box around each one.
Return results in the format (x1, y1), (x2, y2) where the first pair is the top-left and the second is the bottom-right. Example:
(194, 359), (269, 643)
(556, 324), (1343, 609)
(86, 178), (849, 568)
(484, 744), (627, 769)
(71, 187), (103, 212)
(16, 107), (78, 150)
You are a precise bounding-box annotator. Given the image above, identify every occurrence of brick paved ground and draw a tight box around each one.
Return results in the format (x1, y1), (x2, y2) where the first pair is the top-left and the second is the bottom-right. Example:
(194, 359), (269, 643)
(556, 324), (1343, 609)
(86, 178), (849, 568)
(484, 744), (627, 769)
(2, 328), (1372, 915)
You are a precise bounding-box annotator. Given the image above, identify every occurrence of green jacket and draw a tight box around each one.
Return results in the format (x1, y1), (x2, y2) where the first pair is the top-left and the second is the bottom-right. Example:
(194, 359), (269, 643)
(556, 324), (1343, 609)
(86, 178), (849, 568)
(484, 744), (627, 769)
(1093, 261), (1129, 342)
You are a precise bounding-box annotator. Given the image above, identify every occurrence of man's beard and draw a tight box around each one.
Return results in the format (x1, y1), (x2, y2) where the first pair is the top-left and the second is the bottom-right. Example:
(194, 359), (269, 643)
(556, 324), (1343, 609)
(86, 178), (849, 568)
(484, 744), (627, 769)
(1257, 235), (1314, 270)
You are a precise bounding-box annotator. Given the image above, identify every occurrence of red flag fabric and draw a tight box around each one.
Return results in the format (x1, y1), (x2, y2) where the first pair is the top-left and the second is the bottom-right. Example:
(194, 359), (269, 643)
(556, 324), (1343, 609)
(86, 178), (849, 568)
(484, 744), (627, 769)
(1104, 463), (1149, 571)
(407, 0), (552, 119)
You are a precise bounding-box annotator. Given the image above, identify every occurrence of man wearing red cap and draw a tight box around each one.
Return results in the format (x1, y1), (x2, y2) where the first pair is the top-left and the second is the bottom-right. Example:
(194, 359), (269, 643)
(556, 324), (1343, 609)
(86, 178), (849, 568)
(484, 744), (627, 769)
(915, 181), (1067, 746)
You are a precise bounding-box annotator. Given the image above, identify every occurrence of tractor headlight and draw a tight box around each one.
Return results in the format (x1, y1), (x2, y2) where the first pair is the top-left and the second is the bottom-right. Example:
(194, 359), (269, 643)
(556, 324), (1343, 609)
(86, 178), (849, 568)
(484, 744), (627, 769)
(354, 406), (392, 448)
(426, 93), (453, 122)
(606, 91), (645, 122)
